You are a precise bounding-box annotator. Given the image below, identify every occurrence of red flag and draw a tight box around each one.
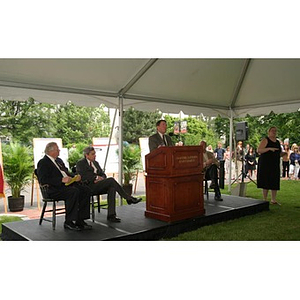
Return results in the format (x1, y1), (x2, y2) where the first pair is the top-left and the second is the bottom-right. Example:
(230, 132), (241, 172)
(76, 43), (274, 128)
(0, 163), (4, 197)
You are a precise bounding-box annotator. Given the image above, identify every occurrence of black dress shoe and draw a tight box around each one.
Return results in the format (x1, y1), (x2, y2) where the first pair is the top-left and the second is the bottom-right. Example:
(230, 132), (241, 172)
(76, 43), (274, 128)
(210, 181), (216, 189)
(126, 196), (142, 205)
(107, 215), (121, 222)
(214, 196), (223, 201)
(64, 221), (81, 231)
(75, 220), (92, 230)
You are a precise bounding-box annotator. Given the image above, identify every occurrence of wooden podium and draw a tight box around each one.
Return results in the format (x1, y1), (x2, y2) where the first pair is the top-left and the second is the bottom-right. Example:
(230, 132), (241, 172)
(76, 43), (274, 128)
(145, 146), (205, 222)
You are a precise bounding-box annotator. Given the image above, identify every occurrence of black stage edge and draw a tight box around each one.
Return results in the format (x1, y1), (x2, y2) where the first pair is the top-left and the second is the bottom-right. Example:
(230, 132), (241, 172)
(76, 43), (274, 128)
(1, 194), (269, 241)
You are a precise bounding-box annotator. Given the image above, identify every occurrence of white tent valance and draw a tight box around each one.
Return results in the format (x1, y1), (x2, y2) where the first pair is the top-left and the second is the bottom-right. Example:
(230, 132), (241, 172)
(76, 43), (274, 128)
(1, 58), (300, 117)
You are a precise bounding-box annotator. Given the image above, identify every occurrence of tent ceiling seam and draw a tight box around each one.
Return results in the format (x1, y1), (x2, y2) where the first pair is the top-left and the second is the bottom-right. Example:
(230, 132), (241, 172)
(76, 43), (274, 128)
(229, 58), (251, 109)
(118, 58), (158, 96)
(123, 94), (229, 110)
(0, 80), (118, 98)
(233, 98), (300, 110)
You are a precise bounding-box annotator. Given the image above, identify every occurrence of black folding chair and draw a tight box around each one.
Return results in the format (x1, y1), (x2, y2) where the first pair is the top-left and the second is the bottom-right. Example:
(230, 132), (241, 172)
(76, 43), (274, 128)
(35, 170), (65, 230)
(39, 185), (66, 230)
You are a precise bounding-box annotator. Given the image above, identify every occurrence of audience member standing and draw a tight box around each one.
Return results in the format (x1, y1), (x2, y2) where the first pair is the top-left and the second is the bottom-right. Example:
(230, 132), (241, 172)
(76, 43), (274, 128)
(224, 146), (233, 179)
(289, 145), (300, 180)
(282, 144), (290, 180)
(245, 146), (257, 179)
(214, 141), (225, 161)
(236, 141), (244, 178)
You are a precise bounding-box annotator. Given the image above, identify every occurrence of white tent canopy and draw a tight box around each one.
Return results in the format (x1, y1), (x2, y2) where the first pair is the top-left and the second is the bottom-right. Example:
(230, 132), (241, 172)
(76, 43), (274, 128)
(1, 58), (300, 193)
(1, 58), (300, 117)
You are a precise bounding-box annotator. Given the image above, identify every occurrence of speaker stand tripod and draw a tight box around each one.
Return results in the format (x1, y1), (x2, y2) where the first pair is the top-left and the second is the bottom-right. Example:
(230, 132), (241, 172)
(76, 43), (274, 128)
(231, 149), (256, 196)
(231, 167), (257, 186)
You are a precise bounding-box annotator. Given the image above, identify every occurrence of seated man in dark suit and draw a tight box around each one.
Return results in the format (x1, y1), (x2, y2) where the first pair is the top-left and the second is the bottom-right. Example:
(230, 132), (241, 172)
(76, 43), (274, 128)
(200, 140), (223, 201)
(76, 146), (142, 223)
(149, 120), (174, 152)
(37, 142), (92, 230)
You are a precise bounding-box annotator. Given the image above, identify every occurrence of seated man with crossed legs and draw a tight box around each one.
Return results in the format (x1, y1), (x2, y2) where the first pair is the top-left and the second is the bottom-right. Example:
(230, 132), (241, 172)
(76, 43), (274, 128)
(76, 146), (142, 222)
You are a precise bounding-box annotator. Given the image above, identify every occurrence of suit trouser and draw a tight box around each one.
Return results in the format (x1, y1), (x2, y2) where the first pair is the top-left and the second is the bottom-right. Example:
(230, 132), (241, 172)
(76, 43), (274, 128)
(75, 184), (91, 220)
(282, 161), (289, 177)
(90, 177), (131, 216)
(205, 164), (221, 198)
(49, 185), (90, 222)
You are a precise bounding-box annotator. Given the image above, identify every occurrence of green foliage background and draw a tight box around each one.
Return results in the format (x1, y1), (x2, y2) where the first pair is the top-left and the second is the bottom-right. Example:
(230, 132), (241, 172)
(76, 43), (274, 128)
(0, 98), (110, 146)
(123, 107), (162, 144)
(214, 110), (300, 148)
(1, 99), (299, 171)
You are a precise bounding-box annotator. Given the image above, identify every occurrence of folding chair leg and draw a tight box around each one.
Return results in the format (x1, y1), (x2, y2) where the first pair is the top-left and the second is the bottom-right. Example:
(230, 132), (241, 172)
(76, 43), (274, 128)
(97, 195), (100, 213)
(204, 180), (209, 200)
(52, 201), (56, 230)
(39, 202), (47, 225)
(91, 196), (95, 222)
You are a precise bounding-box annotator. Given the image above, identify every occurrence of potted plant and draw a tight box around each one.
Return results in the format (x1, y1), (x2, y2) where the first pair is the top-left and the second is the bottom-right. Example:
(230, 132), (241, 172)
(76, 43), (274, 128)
(2, 142), (33, 212)
(117, 143), (141, 195)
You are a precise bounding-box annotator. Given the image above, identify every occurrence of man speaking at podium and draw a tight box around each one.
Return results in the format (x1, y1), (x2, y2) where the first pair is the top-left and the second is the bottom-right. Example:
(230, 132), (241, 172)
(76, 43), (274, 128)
(149, 120), (174, 152)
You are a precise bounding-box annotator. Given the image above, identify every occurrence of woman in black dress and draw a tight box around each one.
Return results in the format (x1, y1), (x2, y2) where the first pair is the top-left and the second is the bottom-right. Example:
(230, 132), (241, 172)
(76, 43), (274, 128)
(245, 146), (256, 178)
(257, 126), (284, 205)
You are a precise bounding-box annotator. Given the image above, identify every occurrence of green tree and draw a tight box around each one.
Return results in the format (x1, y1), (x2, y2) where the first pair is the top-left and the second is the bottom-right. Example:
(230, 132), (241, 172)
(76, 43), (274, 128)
(0, 98), (56, 145)
(123, 107), (162, 144)
(164, 115), (217, 146)
(67, 142), (88, 170)
(212, 111), (300, 150)
(52, 102), (110, 145)
(214, 115), (230, 145)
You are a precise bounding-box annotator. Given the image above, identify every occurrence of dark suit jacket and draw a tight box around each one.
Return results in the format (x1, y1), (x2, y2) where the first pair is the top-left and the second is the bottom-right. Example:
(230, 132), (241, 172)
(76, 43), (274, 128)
(148, 132), (173, 152)
(37, 155), (67, 194)
(76, 158), (107, 185)
(37, 155), (91, 221)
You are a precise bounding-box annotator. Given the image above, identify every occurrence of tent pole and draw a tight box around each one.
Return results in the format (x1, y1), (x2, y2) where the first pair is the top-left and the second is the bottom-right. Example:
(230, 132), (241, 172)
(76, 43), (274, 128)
(118, 96), (124, 206)
(228, 109), (233, 193)
(103, 108), (117, 172)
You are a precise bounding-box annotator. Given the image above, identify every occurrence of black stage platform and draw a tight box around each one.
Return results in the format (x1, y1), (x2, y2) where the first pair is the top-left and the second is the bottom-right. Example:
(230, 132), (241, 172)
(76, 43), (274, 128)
(1, 194), (269, 241)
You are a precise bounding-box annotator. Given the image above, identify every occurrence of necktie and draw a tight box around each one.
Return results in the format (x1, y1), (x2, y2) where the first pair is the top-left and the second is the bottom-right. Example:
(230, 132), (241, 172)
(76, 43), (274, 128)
(55, 159), (63, 170)
(54, 159), (68, 177)
(163, 135), (167, 146)
(90, 161), (97, 174)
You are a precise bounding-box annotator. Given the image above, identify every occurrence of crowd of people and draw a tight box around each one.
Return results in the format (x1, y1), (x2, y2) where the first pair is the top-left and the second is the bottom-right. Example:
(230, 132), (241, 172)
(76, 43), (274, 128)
(205, 138), (300, 182)
(204, 127), (299, 205)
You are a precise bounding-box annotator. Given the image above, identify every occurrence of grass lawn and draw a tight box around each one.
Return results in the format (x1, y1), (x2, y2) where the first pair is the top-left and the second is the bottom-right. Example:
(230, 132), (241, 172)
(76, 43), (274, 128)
(166, 180), (300, 241)
(0, 215), (23, 240)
